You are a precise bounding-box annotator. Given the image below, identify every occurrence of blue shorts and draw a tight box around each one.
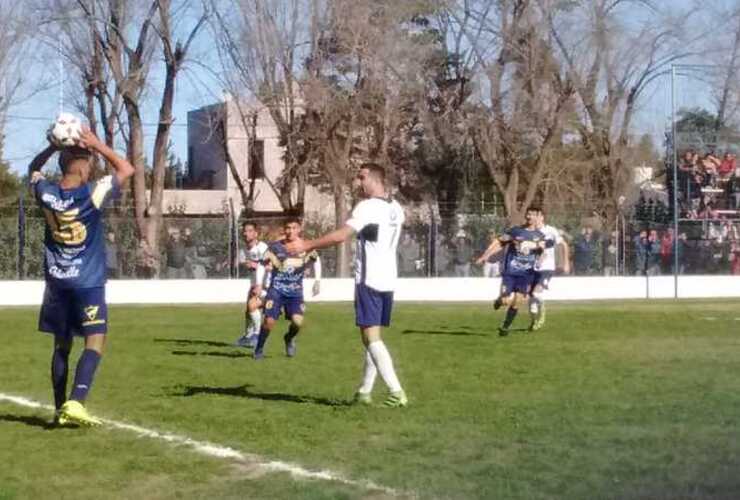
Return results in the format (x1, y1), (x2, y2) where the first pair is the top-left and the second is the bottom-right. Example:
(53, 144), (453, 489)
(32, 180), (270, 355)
(355, 284), (394, 328)
(532, 270), (554, 290)
(39, 285), (108, 338)
(263, 289), (305, 320)
(500, 273), (535, 296)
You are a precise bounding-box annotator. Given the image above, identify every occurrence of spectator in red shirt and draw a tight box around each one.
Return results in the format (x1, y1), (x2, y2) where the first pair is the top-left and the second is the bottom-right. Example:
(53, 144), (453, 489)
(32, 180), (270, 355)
(718, 152), (736, 179)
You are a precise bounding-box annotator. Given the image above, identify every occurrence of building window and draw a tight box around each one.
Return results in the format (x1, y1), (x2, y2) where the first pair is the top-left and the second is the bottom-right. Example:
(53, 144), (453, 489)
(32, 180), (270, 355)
(249, 139), (265, 179)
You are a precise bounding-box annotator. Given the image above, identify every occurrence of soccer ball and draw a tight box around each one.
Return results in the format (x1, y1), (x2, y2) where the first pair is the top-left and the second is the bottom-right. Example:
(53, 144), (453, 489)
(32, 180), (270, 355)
(47, 112), (83, 147)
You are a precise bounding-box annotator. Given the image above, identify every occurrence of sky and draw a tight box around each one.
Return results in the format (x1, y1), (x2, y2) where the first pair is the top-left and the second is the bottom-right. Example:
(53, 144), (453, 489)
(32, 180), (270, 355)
(2, 0), (720, 176)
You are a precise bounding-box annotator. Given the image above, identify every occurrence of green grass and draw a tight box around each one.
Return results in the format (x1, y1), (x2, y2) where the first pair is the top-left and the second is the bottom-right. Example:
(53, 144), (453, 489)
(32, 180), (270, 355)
(1, 300), (740, 499)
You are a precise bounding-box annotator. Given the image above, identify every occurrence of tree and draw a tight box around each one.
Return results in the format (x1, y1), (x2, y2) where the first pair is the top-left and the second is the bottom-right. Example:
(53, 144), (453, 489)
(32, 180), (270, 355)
(543, 0), (695, 220)
(76, 0), (208, 273)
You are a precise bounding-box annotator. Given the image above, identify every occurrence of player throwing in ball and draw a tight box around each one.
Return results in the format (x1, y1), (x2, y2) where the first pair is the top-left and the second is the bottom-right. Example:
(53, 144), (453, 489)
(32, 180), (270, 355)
(29, 125), (134, 426)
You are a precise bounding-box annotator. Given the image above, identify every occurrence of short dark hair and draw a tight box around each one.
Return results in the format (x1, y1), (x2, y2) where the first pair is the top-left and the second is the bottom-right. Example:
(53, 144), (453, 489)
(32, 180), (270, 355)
(359, 162), (386, 183)
(58, 147), (92, 173)
(526, 205), (543, 214)
(241, 221), (257, 231)
(284, 217), (302, 227)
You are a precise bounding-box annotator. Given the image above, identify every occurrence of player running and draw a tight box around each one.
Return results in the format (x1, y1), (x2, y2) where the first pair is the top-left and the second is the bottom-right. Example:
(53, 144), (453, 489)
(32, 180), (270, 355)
(529, 209), (570, 331)
(475, 207), (549, 336)
(29, 126), (135, 426)
(233, 221), (269, 348)
(286, 163), (408, 407)
(252, 218), (321, 360)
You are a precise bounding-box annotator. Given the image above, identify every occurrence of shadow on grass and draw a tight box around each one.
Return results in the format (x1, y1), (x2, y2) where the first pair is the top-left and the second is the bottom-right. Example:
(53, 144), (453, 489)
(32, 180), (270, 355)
(0, 413), (56, 430)
(401, 329), (489, 336)
(170, 350), (248, 359)
(174, 384), (351, 407)
(154, 338), (234, 348)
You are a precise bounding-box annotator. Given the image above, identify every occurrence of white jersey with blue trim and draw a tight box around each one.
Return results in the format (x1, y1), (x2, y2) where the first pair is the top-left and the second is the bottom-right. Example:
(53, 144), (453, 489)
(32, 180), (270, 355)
(34, 175), (119, 289)
(536, 224), (563, 271)
(347, 197), (405, 292)
(239, 240), (268, 284)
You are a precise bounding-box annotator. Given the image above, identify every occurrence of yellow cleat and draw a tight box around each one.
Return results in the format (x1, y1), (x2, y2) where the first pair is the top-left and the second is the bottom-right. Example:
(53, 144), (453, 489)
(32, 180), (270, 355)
(59, 400), (102, 427)
(383, 390), (408, 408)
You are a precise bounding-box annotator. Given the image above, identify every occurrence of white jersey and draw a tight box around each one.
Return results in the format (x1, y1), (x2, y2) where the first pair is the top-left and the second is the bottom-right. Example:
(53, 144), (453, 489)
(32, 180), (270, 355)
(239, 241), (269, 284)
(536, 224), (563, 271)
(347, 197), (405, 292)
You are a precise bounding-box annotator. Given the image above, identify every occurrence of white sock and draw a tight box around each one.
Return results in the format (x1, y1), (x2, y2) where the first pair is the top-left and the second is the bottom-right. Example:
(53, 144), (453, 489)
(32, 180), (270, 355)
(248, 310), (262, 336)
(357, 349), (377, 394)
(367, 340), (402, 393)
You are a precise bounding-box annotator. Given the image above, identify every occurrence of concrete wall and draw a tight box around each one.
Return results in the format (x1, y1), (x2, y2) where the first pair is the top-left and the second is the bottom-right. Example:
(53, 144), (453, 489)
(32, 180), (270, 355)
(1, 276), (738, 306)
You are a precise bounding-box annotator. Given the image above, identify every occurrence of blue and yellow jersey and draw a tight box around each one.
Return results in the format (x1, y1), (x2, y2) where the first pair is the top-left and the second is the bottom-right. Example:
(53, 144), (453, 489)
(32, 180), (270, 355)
(264, 240), (318, 298)
(34, 175), (119, 289)
(499, 226), (546, 276)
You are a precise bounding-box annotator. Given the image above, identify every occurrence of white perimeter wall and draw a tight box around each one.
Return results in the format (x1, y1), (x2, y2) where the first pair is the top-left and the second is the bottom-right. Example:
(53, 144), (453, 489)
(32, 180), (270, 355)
(0, 276), (739, 306)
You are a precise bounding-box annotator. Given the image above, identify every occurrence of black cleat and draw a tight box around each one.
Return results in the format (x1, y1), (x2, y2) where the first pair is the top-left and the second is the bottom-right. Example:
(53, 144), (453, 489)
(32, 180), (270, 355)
(493, 297), (503, 310)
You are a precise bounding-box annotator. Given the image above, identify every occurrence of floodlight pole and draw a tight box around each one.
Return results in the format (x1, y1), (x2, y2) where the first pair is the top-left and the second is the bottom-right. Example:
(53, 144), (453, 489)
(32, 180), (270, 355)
(671, 65), (679, 299)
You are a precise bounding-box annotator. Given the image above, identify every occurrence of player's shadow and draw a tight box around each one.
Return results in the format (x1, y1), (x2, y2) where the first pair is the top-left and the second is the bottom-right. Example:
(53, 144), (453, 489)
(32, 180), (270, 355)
(175, 384), (351, 408)
(0, 413), (56, 430)
(170, 350), (248, 359)
(154, 338), (233, 348)
(401, 329), (488, 337)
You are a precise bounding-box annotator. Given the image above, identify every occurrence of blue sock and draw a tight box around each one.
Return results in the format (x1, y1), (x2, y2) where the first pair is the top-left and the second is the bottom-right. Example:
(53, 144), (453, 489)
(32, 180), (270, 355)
(502, 307), (518, 329)
(285, 323), (299, 341)
(70, 349), (102, 402)
(51, 348), (70, 410)
(255, 327), (270, 352)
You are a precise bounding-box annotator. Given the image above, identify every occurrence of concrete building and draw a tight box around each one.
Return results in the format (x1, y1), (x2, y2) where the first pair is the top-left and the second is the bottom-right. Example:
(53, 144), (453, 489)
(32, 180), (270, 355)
(162, 97), (332, 218)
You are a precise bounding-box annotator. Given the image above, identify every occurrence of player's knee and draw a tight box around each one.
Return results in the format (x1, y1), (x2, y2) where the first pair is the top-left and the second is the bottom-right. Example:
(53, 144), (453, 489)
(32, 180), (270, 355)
(263, 317), (276, 330)
(291, 315), (304, 328)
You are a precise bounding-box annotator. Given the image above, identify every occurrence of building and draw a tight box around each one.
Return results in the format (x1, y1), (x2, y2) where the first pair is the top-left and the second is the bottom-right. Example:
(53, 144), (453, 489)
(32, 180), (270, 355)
(162, 97), (332, 218)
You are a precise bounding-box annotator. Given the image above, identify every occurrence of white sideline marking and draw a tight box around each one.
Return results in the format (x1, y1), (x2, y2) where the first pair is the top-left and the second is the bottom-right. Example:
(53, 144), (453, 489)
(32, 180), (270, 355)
(0, 393), (402, 496)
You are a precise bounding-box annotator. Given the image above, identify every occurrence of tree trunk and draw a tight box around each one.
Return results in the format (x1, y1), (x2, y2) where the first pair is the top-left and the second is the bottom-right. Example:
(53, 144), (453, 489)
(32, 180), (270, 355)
(333, 185), (352, 277)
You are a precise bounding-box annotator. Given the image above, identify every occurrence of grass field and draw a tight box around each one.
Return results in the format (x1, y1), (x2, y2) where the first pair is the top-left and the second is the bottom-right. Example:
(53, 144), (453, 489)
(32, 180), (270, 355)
(1, 299), (739, 500)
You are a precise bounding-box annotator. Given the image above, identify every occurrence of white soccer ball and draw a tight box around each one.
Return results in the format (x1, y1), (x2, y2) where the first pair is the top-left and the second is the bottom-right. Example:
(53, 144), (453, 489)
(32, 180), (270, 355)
(48, 112), (83, 147)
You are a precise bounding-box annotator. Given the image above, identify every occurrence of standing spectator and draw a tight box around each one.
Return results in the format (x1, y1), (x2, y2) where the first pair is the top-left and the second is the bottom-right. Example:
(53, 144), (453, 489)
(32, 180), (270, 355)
(603, 231), (619, 276)
(105, 231), (120, 279)
(398, 233), (421, 277)
(659, 228), (674, 274)
(165, 230), (187, 279)
(573, 226), (600, 275)
(646, 229), (661, 275)
(718, 152), (736, 180)
(134, 239), (156, 278)
(451, 231), (473, 277)
(633, 229), (648, 275)
(730, 241), (740, 275)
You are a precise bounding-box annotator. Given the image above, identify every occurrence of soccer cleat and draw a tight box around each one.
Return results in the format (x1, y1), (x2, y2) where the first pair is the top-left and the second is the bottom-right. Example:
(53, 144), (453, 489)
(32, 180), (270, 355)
(59, 400), (101, 427)
(498, 326), (509, 337)
(352, 392), (373, 406)
(234, 334), (252, 347)
(253, 349), (264, 360)
(52, 409), (76, 427)
(493, 297), (503, 310)
(383, 390), (408, 408)
(245, 334), (258, 348)
(283, 334), (296, 358)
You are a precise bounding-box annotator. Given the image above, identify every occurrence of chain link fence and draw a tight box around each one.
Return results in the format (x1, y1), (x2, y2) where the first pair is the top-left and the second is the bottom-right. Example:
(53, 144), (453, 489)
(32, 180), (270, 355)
(3, 201), (739, 281)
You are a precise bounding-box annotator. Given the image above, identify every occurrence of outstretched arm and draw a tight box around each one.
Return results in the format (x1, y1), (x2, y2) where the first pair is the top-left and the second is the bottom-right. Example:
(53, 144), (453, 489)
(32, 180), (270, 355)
(286, 225), (354, 254)
(475, 239), (502, 265)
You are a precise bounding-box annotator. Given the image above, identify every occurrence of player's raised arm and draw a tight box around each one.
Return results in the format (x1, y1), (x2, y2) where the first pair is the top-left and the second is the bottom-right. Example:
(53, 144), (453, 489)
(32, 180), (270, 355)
(28, 144), (58, 180)
(77, 127), (135, 185)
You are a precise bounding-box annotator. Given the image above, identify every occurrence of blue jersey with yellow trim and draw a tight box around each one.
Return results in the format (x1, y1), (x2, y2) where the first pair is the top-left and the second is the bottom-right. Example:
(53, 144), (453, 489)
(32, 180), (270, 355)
(500, 226), (545, 276)
(264, 240), (318, 298)
(34, 175), (119, 289)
